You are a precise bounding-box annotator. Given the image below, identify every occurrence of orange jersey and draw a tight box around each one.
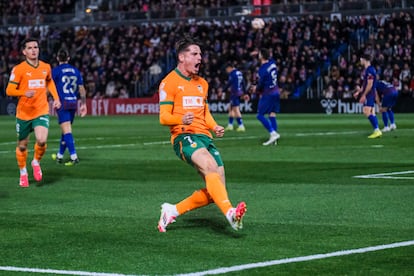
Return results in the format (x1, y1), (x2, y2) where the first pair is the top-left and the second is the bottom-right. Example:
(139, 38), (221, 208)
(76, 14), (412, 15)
(6, 60), (58, 120)
(159, 69), (217, 143)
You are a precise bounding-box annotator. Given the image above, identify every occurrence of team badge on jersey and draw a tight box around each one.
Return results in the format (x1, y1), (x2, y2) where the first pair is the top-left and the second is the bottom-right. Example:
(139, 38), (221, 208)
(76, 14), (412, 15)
(197, 85), (203, 93)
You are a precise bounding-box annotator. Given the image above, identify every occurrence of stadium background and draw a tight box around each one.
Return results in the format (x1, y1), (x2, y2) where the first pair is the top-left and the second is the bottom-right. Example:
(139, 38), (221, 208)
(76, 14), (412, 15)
(1, 0), (414, 115)
(1, 2), (413, 275)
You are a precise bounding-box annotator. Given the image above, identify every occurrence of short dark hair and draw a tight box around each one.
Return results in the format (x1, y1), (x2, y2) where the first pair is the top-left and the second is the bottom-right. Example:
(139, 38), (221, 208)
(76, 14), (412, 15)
(175, 35), (202, 57)
(57, 48), (70, 62)
(225, 62), (234, 69)
(21, 37), (39, 50)
(259, 48), (271, 60)
(361, 53), (372, 62)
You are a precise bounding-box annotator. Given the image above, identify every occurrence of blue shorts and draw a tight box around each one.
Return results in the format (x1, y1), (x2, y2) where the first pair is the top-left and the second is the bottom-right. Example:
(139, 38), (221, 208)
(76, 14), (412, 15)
(229, 95), (241, 107)
(57, 108), (76, 124)
(364, 91), (376, 107)
(258, 93), (280, 115)
(381, 92), (398, 108)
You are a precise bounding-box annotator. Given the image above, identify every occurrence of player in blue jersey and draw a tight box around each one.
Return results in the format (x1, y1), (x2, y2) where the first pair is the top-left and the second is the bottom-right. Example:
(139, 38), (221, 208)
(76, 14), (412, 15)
(376, 80), (398, 132)
(353, 54), (381, 138)
(52, 48), (87, 165)
(255, 48), (281, 146)
(224, 64), (246, 132)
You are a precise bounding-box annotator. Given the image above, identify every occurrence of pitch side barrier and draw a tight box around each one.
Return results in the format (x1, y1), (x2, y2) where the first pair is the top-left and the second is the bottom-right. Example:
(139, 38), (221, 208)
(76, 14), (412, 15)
(208, 97), (414, 115)
(1, 96), (413, 116)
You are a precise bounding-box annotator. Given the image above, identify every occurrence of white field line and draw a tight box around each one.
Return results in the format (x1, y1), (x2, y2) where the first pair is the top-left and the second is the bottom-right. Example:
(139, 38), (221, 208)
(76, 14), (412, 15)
(0, 136), (261, 154)
(143, 136), (259, 145)
(0, 143), (141, 154)
(295, 131), (360, 136)
(0, 130), (366, 154)
(177, 240), (414, 276)
(0, 266), (139, 276)
(353, 170), (414, 180)
(1, 240), (413, 276)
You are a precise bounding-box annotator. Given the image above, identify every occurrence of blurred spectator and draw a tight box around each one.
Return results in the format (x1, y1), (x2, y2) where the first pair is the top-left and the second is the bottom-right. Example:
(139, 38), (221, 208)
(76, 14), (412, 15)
(409, 75), (414, 97)
(323, 84), (336, 99)
(0, 3), (413, 101)
(119, 86), (129, 99)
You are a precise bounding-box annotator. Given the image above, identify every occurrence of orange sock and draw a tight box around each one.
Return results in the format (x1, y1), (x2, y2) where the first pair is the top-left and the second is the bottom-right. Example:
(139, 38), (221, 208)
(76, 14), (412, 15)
(205, 172), (232, 215)
(16, 147), (27, 169)
(176, 188), (213, 215)
(34, 143), (47, 161)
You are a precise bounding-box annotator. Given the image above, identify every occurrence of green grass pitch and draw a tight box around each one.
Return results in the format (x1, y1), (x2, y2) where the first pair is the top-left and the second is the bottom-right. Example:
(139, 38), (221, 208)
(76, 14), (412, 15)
(0, 113), (413, 275)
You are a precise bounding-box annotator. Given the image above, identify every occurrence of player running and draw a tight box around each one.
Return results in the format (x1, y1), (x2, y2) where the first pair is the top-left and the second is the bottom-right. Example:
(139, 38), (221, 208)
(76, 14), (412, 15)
(6, 37), (61, 187)
(157, 36), (246, 232)
(51, 48), (87, 165)
(255, 48), (281, 146)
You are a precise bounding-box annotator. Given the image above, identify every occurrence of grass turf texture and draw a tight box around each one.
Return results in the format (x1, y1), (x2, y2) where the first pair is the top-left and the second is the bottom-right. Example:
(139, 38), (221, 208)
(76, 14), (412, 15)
(0, 113), (413, 275)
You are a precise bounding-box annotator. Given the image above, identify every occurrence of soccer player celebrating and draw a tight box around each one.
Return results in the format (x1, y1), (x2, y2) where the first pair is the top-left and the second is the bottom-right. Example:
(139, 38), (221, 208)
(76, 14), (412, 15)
(376, 80), (398, 132)
(255, 48), (281, 146)
(353, 54), (382, 138)
(52, 48), (87, 165)
(223, 63), (246, 132)
(157, 36), (247, 232)
(6, 38), (61, 187)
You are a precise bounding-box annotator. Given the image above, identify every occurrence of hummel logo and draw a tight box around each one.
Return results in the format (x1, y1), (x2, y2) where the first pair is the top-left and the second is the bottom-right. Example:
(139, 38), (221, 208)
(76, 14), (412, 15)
(26, 72), (32, 76)
(320, 99), (337, 115)
(178, 86), (184, 91)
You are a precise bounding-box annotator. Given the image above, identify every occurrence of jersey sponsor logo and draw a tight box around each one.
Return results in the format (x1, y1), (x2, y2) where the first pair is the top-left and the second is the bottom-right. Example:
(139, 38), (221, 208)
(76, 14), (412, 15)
(28, 79), (46, 89)
(183, 96), (203, 108)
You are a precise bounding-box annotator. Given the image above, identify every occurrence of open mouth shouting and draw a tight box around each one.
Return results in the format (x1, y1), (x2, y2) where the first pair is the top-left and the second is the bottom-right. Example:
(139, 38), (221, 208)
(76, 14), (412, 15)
(194, 62), (201, 72)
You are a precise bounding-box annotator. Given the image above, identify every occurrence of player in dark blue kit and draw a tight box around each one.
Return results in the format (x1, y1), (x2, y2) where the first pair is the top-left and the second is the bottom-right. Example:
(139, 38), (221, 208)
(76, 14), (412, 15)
(255, 48), (280, 146)
(376, 80), (398, 132)
(224, 64), (246, 131)
(52, 49), (87, 165)
(353, 54), (381, 139)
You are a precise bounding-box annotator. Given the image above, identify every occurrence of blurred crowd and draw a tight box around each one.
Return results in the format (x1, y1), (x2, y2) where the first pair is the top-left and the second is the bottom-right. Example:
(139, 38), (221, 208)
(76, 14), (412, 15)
(1, 0), (76, 25)
(2, 0), (76, 15)
(0, 1), (413, 101)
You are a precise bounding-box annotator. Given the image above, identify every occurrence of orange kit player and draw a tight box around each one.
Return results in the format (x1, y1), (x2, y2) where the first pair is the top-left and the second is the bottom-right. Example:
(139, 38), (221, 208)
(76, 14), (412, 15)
(6, 38), (61, 187)
(157, 36), (246, 232)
